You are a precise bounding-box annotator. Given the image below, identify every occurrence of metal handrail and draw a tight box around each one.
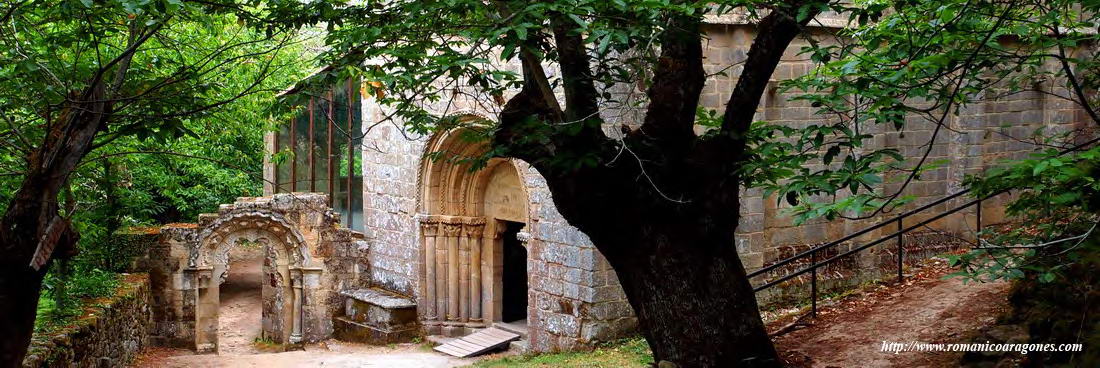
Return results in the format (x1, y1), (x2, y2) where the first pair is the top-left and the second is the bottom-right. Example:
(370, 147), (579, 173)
(745, 188), (970, 279)
(750, 136), (1100, 317)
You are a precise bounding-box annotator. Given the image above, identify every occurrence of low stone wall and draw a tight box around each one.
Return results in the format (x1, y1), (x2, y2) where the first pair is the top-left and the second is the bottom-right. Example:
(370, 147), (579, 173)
(22, 273), (152, 368)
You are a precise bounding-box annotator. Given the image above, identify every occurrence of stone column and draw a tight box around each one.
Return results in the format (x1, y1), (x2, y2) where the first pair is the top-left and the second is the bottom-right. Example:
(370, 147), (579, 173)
(419, 216), (440, 321)
(464, 218), (485, 323)
(436, 220), (449, 321)
(485, 224), (507, 323)
(459, 224), (470, 323)
(290, 269), (304, 343)
(189, 267), (217, 353)
(443, 220), (462, 321)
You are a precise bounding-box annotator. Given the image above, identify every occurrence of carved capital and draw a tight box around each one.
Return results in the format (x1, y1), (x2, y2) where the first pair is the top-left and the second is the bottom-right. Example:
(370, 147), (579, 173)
(419, 216), (441, 237)
(442, 222), (463, 237)
(462, 217), (486, 237)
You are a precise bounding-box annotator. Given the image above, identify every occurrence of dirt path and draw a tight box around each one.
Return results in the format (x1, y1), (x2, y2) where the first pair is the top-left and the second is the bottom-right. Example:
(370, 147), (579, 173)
(132, 341), (477, 368)
(773, 262), (1012, 367)
(218, 248), (264, 355)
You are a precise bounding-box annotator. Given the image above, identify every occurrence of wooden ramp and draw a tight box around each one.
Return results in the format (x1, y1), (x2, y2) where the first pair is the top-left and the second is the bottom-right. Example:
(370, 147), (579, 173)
(433, 327), (520, 358)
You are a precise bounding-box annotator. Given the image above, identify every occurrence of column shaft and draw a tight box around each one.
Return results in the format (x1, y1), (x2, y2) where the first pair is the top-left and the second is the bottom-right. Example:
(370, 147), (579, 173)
(446, 222), (460, 320)
(435, 224), (448, 319)
(420, 219), (439, 321)
(469, 225), (483, 322)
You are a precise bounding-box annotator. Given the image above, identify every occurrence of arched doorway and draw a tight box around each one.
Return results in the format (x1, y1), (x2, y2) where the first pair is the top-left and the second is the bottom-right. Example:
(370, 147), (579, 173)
(189, 214), (309, 352)
(217, 240), (264, 354)
(417, 124), (532, 336)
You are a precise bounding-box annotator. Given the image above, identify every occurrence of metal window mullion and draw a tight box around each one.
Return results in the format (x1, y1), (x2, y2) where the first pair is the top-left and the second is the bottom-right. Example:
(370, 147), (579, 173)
(289, 114), (297, 192)
(309, 96), (316, 192)
(273, 123), (280, 193)
(327, 89), (335, 206)
(346, 79), (355, 227)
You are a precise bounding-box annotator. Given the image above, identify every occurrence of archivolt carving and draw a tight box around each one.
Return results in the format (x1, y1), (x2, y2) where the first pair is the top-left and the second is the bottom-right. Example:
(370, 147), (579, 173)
(190, 210), (310, 269)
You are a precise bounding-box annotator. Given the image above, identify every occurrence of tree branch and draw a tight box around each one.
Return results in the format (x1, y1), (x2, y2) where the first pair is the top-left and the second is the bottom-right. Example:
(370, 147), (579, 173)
(632, 12), (705, 148)
(720, 1), (816, 139)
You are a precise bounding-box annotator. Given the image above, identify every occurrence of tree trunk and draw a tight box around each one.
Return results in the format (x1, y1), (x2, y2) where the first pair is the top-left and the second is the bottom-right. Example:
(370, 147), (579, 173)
(520, 158), (776, 367)
(609, 230), (779, 367)
(491, 6), (820, 366)
(0, 263), (50, 367)
(0, 85), (111, 366)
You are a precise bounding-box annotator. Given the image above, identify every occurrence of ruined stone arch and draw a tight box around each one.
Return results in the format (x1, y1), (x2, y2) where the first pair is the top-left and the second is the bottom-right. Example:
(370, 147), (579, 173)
(192, 211), (311, 271)
(416, 117), (536, 336)
(189, 210), (313, 352)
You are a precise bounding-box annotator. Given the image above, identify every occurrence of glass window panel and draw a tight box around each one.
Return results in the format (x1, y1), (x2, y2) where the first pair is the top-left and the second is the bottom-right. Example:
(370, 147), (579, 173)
(332, 82), (351, 228)
(273, 80), (364, 231)
(312, 93), (331, 194)
(294, 101), (312, 191)
(347, 79), (364, 231)
(275, 122), (291, 193)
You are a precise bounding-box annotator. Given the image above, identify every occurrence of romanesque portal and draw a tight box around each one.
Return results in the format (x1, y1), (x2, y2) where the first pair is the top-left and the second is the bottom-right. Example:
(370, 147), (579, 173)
(416, 127), (533, 335)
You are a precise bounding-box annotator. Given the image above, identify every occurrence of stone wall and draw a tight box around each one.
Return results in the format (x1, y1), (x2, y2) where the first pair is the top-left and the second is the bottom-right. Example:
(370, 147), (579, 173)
(696, 23), (1090, 295)
(22, 274), (152, 368)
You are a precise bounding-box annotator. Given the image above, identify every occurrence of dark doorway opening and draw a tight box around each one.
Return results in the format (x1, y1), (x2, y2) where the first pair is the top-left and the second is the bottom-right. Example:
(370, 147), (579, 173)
(501, 221), (528, 323)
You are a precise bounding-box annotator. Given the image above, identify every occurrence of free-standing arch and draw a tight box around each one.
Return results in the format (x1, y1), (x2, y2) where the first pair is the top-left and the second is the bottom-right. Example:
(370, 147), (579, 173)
(416, 122), (533, 336)
(188, 212), (312, 352)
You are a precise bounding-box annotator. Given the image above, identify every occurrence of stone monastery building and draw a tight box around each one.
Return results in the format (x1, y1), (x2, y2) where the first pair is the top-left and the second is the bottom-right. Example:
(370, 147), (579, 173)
(133, 13), (1091, 354)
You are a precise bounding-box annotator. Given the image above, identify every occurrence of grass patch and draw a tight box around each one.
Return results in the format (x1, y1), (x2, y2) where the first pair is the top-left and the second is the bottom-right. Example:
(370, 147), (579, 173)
(469, 337), (652, 368)
(253, 336), (287, 352)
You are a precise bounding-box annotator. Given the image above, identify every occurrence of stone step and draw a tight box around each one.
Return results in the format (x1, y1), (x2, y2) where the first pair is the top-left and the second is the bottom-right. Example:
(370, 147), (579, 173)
(508, 339), (529, 354)
(492, 321), (529, 340)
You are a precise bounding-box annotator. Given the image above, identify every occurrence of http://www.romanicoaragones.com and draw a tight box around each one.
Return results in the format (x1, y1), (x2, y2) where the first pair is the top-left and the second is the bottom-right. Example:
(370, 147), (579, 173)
(881, 341), (1084, 355)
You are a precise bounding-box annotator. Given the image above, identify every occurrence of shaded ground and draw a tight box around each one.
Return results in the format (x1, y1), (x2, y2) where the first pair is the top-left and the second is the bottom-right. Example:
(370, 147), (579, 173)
(218, 248), (263, 355)
(134, 255), (1010, 367)
(131, 341), (477, 368)
(773, 260), (1012, 367)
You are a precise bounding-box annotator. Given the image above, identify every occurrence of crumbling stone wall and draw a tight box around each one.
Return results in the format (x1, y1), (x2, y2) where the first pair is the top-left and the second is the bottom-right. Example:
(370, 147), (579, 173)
(132, 193), (371, 351)
(22, 274), (152, 368)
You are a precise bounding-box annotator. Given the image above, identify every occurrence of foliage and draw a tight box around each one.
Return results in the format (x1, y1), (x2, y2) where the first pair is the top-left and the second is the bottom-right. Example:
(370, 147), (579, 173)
(769, 0), (1100, 224)
(946, 146), (1100, 283)
(259, 0), (862, 160)
(0, 0), (314, 336)
(780, 0), (1099, 356)
(0, 0), (312, 218)
(470, 337), (653, 368)
(35, 266), (120, 331)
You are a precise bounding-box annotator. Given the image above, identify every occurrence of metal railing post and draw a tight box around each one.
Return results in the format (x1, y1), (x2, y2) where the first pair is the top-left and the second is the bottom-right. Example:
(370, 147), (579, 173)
(811, 249), (818, 318)
(896, 218), (904, 283)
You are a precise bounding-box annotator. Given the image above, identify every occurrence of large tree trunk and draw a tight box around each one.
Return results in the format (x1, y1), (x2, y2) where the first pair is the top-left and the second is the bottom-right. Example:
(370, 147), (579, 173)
(0, 263), (51, 367)
(608, 226), (779, 367)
